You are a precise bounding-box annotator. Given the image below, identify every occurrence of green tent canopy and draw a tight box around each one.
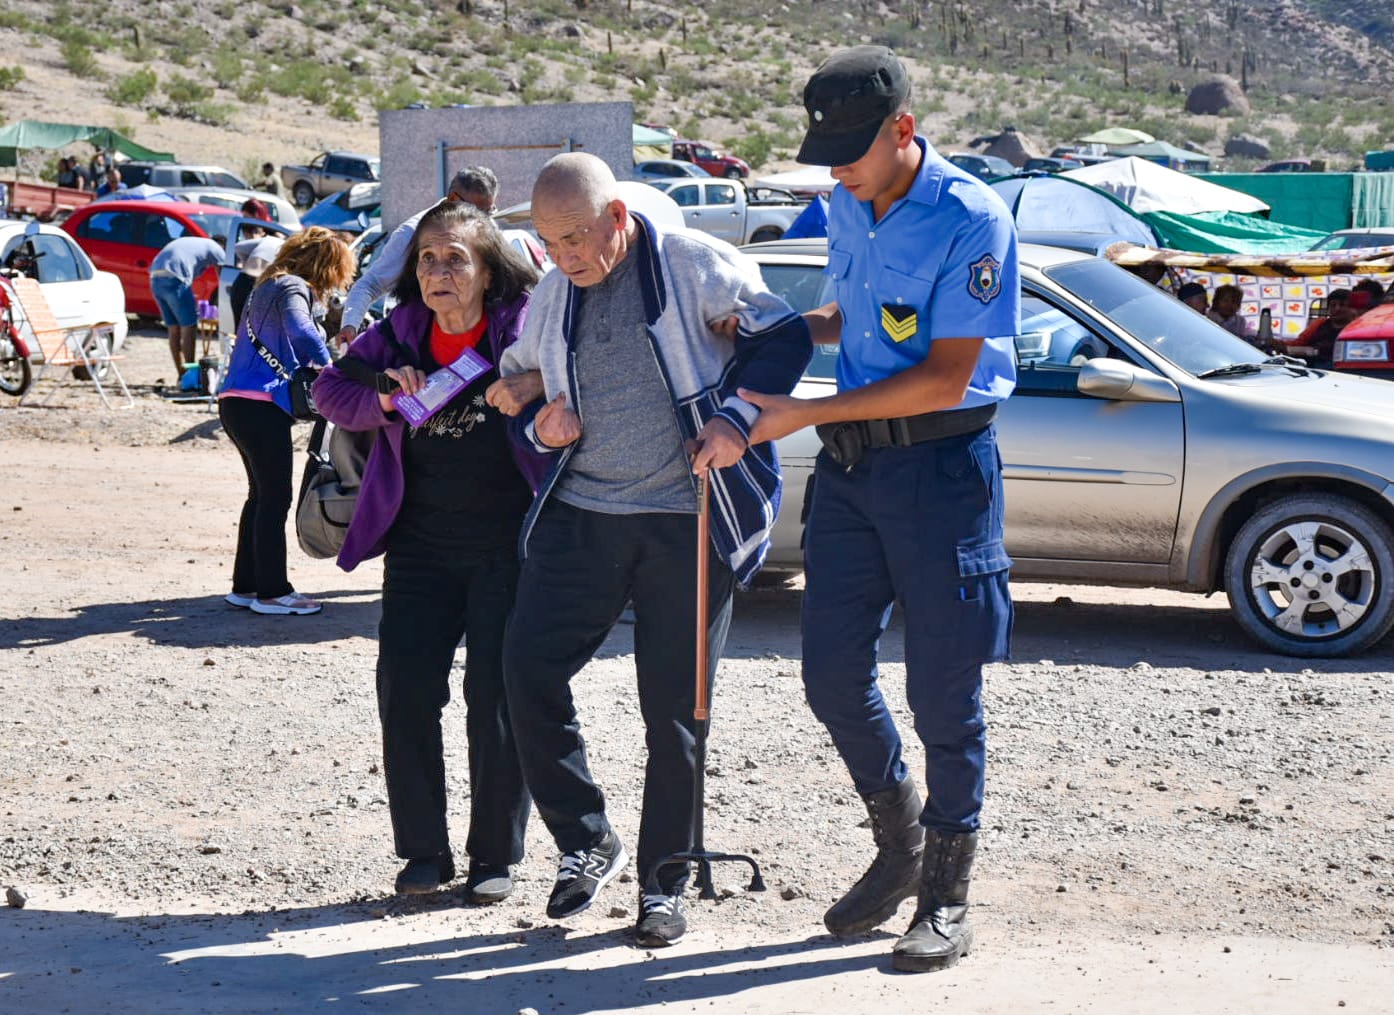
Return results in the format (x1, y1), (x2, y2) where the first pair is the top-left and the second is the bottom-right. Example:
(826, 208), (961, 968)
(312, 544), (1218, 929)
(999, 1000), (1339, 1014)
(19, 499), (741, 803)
(1142, 209), (1326, 254)
(0, 120), (174, 168)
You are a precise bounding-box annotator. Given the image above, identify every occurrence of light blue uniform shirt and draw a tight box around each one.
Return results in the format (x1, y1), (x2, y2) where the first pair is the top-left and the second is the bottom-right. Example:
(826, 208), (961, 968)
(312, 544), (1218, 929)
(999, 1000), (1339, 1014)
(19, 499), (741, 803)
(827, 137), (1019, 408)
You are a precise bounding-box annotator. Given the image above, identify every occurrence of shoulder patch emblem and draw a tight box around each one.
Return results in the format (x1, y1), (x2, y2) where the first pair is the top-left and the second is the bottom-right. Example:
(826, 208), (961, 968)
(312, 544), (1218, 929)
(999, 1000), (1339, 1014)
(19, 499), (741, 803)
(968, 254), (1003, 305)
(881, 303), (917, 343)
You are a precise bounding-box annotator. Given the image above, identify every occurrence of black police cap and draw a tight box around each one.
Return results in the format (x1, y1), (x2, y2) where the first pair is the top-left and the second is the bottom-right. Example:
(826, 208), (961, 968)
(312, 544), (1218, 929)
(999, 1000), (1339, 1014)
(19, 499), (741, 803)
(797, 46), (910, 167)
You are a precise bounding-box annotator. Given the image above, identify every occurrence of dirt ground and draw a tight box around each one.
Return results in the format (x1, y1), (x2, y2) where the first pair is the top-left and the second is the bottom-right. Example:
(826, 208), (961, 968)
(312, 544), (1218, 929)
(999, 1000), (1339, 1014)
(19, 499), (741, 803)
(2, 329), (1392, 1013)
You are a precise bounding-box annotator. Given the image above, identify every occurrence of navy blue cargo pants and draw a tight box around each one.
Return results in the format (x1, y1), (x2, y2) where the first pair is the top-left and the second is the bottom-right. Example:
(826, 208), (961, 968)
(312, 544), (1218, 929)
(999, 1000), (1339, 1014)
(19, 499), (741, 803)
(801, 424), (1012, 834)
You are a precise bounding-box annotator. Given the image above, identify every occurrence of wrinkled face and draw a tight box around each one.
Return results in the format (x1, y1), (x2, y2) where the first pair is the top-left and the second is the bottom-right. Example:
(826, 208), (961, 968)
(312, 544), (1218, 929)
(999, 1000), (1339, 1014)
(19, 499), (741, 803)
(829, 114), (912, 204)
(414, 223), (490, 320)
(533, 197), (628, 288)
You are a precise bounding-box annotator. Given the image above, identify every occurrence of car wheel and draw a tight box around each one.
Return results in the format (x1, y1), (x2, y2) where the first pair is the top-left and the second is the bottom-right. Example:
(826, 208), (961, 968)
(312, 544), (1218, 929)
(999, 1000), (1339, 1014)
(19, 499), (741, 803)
(749, 227), (784, 244)
(293, 181), (315, 208)
(1223, 493), (1394, 657)
(724, 167), (744, 179)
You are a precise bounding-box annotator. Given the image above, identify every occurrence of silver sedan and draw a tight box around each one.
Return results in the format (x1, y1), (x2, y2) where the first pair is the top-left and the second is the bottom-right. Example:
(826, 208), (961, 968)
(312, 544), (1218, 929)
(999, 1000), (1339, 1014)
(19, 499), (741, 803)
(746, 239), (1394, 658)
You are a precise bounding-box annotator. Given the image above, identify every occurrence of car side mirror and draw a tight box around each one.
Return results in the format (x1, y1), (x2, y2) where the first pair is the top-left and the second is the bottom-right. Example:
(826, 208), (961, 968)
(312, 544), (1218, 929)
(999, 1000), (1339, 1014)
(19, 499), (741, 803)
(1076, 358), (1180, 403)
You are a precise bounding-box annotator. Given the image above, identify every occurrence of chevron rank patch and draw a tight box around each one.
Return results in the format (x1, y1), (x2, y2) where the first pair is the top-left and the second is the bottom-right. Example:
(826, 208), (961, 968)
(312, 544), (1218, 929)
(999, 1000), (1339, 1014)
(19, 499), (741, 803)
(881, 303), (918, 343)
(968, 254), (1003, 305)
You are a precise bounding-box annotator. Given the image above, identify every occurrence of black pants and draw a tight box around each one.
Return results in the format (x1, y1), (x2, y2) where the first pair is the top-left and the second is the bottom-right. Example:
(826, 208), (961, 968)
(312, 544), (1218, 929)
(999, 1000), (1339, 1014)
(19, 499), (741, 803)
(503, 500), (734, 893)
(378, 538), (529, 866)
(220, 396), (294, 600)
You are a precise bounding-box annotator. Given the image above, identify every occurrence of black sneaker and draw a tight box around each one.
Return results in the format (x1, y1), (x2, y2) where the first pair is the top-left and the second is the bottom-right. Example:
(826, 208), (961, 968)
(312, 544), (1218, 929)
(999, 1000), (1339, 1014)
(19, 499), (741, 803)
(545, 831), (628, 919)
(394, 851), (456, 895)
(634, 892), (687, 947)
(464, 862), (514, 904)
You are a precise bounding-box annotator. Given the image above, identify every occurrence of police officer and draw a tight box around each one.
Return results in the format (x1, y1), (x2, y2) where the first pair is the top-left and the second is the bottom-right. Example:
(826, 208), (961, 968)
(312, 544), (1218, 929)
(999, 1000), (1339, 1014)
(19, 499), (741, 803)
(741, 46), (1019, 973)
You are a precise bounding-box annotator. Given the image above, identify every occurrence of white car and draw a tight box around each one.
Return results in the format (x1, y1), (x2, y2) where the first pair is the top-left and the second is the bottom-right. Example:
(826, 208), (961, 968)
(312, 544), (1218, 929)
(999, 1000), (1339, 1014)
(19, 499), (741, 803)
(166, 187), (301, 230)
(0, 219), (128, 352)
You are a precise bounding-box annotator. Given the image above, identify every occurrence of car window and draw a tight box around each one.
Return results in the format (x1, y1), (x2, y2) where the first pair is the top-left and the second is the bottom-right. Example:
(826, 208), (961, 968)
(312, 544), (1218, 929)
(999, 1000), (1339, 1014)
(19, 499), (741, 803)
(119, 164), (152, 187)
(209, 172), (244, 189)
(180, 170), (206, 186)
(76, 210), (136, 244)
(707, 184), (737, 206)
(185, 212), (238, 242)
(134, 212), (184, 249)
(30, 234), (89, 283)
(695, 146), (713, 160)
(325, 156), (349, 175)
(1012, 291), (1117, 396)
(668, 185), (700, 208)
(367, 158), (381, 179)
(1045, 257), (1263, 376)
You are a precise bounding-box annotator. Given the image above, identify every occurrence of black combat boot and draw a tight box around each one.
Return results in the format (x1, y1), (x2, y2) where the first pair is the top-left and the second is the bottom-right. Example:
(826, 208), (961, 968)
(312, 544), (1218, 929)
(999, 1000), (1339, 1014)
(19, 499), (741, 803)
(823, 778), (925, 937)
(891, 829), (977, 972)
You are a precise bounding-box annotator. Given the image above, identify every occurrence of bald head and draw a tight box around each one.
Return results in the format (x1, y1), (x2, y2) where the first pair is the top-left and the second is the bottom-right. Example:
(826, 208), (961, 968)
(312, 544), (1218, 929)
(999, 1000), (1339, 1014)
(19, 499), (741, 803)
(532, 152), (620, 219)
(531, 153), (634, 288)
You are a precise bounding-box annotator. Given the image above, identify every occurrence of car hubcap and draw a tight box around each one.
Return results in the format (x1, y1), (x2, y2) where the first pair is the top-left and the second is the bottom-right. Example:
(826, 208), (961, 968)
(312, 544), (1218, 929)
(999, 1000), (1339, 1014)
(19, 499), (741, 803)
(1247, 520), (1376, 638)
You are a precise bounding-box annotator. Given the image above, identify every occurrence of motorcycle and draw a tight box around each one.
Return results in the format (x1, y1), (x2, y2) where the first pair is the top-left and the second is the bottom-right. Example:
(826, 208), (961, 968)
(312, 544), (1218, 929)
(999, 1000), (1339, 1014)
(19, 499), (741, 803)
(0, 270), (33, 398)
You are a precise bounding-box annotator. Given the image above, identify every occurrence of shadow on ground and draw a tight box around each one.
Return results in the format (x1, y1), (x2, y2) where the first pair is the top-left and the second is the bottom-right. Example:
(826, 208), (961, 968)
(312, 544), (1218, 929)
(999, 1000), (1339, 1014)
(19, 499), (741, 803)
(0, 901), (886, 1013)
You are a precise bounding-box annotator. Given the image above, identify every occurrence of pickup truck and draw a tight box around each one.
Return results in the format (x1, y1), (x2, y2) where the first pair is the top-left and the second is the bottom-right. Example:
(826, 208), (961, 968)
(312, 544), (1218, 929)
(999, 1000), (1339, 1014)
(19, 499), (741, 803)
(3, 181), (93, 221)
(651, 179), (803, 244)
(671, 140), (750, 179)
(281, 151), (380, 208)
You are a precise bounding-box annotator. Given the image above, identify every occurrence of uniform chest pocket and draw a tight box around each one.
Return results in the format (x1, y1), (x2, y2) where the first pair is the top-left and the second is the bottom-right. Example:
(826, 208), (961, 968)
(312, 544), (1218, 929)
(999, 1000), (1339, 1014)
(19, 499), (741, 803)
(878, 266), (934, 344)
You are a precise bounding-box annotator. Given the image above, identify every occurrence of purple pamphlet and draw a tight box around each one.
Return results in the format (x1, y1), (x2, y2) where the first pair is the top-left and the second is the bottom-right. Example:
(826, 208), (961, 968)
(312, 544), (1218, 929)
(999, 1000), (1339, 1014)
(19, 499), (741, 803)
(391, 347), (491, 427)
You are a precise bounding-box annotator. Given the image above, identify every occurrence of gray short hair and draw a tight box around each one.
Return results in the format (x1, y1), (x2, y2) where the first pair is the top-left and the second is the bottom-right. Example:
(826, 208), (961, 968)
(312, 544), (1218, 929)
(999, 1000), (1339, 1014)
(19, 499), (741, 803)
(449, 165), (499, 201)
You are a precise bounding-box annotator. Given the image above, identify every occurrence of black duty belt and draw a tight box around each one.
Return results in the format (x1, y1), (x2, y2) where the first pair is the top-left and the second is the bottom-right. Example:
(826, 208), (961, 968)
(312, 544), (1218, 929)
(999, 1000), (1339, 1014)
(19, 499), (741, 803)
(816, 403), (997, 470)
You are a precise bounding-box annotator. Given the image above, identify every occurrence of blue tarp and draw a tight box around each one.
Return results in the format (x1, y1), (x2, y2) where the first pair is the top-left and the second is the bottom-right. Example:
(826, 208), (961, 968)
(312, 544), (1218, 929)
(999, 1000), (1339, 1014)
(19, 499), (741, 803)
(782, 195), (828, 239)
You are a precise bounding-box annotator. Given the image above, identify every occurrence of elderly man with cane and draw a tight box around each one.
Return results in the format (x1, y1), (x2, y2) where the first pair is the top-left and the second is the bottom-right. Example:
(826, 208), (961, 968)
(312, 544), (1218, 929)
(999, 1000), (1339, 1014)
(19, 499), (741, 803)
(488, 152), (809, 947)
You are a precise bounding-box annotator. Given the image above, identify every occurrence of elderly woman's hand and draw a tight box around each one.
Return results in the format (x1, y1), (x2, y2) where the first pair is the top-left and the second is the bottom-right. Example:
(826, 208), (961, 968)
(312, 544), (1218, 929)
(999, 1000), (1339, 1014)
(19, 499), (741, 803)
(485, 370), (544, 416)
(378, 365), (427, 413)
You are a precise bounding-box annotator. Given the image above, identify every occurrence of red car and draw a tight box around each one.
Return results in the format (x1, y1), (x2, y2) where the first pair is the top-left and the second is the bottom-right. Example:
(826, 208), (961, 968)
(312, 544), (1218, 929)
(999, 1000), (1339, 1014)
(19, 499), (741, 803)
(61, 200), (240, 318)
(671, 140), (750, 180)
(1333, 303), (1394, 377)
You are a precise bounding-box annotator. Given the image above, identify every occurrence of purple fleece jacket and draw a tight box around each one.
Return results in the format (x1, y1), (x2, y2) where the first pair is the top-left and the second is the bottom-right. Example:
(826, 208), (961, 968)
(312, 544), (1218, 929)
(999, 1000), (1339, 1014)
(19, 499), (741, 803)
(311, 294), (547, 571)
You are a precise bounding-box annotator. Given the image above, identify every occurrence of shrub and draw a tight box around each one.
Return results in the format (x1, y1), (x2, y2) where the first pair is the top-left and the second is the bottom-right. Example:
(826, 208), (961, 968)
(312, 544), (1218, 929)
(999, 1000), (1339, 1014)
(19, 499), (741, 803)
(209, 50), (243, 89)
(166, 74), (212, 106)
(329, 95), (360, 121)
(107, 68), (157, 106)
(0, 65), (24, 91)
(61, 39), (99, 78)
(727, 130), (773, 170)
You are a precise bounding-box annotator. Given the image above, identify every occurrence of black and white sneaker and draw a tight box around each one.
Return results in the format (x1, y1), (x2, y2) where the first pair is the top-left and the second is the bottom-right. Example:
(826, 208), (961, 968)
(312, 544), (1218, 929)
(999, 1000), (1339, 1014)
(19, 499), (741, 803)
(634, 892), (687, 947)
(545, 830), (628, 919)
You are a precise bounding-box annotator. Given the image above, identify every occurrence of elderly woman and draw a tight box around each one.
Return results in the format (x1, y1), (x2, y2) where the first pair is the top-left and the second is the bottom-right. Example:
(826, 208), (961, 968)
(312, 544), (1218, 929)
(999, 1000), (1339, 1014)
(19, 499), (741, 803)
(220, 226), (354, 616)
(312, 202), (545, 899)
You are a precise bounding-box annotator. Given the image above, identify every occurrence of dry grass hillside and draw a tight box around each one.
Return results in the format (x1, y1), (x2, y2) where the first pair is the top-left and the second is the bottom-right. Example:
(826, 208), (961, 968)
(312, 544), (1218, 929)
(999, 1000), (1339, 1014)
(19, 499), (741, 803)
(2, 0), (1393, 183)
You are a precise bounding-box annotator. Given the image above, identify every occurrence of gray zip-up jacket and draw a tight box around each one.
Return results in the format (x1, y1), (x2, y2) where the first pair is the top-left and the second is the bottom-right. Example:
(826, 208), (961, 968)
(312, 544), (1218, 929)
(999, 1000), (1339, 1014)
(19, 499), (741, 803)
(499, 212), (812, 584)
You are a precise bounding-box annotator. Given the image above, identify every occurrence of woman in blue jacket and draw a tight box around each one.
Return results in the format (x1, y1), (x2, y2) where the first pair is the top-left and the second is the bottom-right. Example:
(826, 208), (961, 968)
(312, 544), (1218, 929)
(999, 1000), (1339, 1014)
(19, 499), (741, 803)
(219, 227), (355, 616)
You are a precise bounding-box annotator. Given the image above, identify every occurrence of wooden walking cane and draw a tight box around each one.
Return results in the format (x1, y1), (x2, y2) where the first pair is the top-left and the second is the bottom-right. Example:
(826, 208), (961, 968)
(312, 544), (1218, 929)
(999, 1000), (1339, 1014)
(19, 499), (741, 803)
(649, 471), (765, 900)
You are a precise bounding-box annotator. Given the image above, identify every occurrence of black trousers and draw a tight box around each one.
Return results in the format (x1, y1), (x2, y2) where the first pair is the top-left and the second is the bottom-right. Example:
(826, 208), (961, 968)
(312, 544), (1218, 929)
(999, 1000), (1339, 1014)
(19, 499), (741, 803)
(503, 499), (734, 893)
(378, 537), (529, 866)
(220, 396), (294, 600)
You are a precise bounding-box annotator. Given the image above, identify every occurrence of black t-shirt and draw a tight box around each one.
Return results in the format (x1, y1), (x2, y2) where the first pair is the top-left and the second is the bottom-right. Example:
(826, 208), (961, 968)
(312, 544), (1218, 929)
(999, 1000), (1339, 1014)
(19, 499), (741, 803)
(391, 332), (532, 554)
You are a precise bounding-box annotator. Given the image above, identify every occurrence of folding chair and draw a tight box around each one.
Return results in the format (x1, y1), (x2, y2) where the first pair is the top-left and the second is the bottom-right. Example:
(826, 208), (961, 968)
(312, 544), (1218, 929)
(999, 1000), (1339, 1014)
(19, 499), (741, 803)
(11, 276), (133, 409)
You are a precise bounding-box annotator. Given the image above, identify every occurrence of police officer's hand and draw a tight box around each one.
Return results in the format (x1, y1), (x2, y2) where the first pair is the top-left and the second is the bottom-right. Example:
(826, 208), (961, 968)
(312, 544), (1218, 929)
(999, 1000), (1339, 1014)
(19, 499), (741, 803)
(534, 392), (582, 448)
(485, 371), (544, 416)
(378, 365), (427, 413)
(738, 388), (813, 444)
(687, 416), (747, 476)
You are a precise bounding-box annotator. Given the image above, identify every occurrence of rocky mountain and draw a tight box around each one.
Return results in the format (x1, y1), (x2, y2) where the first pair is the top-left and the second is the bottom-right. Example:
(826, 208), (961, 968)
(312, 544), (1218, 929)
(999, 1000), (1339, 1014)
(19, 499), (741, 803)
(0, 0), (1391, 179)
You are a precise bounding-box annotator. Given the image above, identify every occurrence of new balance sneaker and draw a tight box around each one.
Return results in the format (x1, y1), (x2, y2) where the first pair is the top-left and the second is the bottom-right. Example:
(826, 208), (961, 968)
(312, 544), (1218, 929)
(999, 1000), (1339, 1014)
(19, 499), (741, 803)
(250, 592), (323, 616)
(634, 892), (687, 947)
(394, 851), (456, 895)
(545, 830), (628, 919)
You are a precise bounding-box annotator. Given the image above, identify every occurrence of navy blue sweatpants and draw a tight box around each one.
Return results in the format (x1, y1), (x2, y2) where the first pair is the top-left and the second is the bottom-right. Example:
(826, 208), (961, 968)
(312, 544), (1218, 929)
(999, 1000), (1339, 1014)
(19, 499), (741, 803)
(801, 424), (1012, 833)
